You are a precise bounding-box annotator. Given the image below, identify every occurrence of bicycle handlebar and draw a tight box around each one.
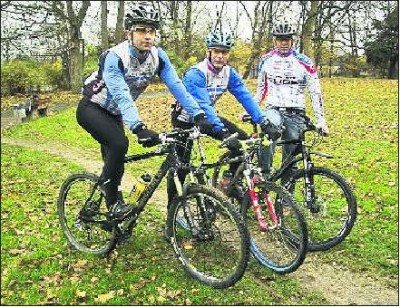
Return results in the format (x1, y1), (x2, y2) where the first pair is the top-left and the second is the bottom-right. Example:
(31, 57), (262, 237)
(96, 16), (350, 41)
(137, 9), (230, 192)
(158, 126), (207, 145)
(242, 113), (326, 137)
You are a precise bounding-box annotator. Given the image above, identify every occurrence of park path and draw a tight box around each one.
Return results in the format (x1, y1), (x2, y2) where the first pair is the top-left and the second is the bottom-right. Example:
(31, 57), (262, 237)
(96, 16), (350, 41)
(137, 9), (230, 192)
(1, 136), (398, 306)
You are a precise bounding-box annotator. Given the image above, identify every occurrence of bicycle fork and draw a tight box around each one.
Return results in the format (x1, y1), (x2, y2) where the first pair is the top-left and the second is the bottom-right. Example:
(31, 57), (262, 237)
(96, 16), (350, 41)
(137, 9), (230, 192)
(243, 170), (280, 231)
(303, 156), (320, 213)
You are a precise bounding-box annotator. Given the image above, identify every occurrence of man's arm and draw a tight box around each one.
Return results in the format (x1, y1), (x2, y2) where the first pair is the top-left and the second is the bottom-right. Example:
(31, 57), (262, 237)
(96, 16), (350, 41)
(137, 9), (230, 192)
(157, 48), (204, 119)
(227, 67), (266, 124)
(254, 56), (269, 105)
(103, 52), (143, 131)
(305, 59), (328, 132)
(182, 68), (225, 132)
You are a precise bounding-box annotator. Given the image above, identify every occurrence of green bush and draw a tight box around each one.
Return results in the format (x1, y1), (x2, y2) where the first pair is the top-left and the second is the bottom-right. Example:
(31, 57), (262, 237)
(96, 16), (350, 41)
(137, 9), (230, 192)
(83, 44), (101, 78)
(164, 50), (198, 78)
(1, 59), (62, 95)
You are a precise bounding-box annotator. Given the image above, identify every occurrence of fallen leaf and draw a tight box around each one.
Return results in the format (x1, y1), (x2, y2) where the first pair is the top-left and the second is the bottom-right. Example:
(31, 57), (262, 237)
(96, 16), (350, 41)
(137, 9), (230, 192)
(95, 291), (115, 303)
(76, 289), (86, 298)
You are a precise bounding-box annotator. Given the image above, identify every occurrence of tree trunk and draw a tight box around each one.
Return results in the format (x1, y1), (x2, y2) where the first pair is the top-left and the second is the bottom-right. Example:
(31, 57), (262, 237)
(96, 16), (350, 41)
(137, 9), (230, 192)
(241, 1), (271, 79)
(69, 38), (84, 93)
(388, 54), (398, 79)
(183, 1), (192, 59)
(65, 1), (90, 93)
(303, 0), (318, 60)
(115, 1), (125, 44)
(100, 1), (108, 51)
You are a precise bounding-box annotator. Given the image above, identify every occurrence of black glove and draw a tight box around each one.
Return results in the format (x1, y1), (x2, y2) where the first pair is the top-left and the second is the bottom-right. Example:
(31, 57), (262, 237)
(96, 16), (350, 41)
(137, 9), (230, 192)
(133, 124), (160, 148)
(213, 127), (230, 141)
(217, 129), (241, 153)
(194, 113), (213, 134)
(260, 119), (282, 141)
(225, 137), (241, 153)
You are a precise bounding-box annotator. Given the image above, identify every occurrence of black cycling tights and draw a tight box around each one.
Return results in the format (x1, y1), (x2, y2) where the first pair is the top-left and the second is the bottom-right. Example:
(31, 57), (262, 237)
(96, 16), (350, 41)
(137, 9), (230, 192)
(76, 98), (128, 207)
(167, 116), (248, 207)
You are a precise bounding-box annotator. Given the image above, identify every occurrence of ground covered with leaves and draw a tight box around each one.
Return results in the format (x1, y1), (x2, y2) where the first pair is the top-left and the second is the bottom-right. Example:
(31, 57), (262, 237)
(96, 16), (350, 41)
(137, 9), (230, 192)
(1, 78), (398, 305)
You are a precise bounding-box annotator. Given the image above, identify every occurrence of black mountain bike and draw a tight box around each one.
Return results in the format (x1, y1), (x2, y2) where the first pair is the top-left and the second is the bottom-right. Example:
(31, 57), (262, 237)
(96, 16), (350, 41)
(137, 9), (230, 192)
(57, 128), (250, 289)
(177, 128), (308, 274)
(225, 114), (357, 252)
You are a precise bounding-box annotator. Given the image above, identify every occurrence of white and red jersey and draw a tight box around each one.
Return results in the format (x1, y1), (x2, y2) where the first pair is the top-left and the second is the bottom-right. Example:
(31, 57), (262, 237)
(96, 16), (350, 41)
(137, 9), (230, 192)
(254, 48), (326, 125)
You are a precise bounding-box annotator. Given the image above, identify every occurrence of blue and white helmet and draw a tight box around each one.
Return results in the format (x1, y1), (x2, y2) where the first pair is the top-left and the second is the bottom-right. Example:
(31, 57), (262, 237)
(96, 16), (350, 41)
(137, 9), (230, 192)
(205, 30), (234, 49)
(271, 21), (296, 37)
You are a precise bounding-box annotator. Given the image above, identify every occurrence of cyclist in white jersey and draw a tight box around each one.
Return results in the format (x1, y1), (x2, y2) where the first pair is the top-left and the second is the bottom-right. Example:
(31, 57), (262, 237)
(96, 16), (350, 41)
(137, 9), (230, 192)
(254, 20), (329, 177)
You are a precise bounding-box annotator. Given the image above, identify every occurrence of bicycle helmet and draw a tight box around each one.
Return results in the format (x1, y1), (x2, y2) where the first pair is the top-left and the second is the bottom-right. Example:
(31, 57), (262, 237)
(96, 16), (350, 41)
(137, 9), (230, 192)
(205, 30), (234, 49)
(124, 5), (161, 30)
(271, 21), (296, 37)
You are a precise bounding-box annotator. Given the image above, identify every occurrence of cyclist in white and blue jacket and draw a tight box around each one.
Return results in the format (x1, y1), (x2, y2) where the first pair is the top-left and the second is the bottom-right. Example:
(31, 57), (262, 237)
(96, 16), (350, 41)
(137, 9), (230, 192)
(168, 30), (275, 206)
(77, 5), (209, 219)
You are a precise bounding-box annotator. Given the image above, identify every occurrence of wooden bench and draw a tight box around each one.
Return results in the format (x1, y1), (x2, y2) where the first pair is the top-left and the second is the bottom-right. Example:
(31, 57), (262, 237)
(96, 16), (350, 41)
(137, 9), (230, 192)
(35, 97), (50, 116)
(24, 96), (50, 120)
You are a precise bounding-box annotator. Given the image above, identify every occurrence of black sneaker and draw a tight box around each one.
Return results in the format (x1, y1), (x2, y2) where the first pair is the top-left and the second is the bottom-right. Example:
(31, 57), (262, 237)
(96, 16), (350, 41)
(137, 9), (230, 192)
(109, 200), (132, 220)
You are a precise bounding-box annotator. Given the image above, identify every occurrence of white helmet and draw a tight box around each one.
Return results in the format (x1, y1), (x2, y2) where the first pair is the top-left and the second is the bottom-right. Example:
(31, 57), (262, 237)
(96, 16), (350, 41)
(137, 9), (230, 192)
(271, 21), (296, 37)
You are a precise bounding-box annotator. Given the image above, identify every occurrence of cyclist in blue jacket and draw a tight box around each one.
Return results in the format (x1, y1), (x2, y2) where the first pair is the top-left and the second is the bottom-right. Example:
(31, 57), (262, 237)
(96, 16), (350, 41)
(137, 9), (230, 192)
(77, 5), (209, 219)
(168, 29), (275, 207)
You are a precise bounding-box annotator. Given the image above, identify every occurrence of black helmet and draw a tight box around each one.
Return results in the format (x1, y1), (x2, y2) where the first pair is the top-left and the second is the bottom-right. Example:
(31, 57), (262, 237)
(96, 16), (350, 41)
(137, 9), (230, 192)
(124, 5), (161, 30)
(271, 21), (296, 37)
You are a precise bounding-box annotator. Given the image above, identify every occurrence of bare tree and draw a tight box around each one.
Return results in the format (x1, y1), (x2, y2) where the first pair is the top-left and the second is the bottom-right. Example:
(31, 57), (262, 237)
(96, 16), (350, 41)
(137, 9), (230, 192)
(183, 0), (193, 59)
(115, 1), (125, 44)
(301, 0), (319, 60)
(239, 1), (273, 79)
(50, 1), (91, 93)
(100, 1), (108, 51)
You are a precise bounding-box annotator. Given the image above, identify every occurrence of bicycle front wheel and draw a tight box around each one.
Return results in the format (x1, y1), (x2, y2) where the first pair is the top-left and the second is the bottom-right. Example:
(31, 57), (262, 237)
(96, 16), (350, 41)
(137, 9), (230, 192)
(57, 173), (117, 256)
(283, 167), (357, 251)
(166, 183), (250, 289)
(241, 181), (308, 274)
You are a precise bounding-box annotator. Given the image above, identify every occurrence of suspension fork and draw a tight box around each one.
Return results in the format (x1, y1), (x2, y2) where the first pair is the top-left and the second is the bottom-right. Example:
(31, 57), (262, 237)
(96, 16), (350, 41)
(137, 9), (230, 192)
(172, 167), (203, 237)
(243, 169), (268, 231)
(302, 147), (319, 213)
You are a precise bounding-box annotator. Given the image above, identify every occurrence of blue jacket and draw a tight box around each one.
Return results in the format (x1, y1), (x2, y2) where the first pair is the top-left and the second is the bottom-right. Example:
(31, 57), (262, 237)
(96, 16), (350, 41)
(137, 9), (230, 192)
(82, 41), (204, 131)
(174, 59), (266, 133)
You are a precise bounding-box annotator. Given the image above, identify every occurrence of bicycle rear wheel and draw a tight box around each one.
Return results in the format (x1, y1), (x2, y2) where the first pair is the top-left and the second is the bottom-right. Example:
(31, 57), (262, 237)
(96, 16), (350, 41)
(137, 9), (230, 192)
(57, 173), (117, 256)
(241, 181), (308, 274)
(166, 183), (250, 289)
(282, 167), (357, 251)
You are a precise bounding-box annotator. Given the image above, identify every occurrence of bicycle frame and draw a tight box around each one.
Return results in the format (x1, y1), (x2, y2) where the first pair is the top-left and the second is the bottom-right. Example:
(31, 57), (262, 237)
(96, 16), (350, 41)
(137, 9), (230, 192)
(118, 128), (216, 238)
(189, 132), (281, 231)
(244, 116), (334, 213)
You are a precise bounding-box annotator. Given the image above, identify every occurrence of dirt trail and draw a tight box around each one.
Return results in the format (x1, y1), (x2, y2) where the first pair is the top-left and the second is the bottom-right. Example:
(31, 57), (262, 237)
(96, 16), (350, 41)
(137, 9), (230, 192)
(1, 137), (398, 306)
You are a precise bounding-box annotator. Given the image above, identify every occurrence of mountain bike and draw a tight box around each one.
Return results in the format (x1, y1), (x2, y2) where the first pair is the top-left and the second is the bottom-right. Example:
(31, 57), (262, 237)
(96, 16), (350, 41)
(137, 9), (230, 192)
(57, 128), (250, 289)
(179, 129), (308, 274)
(226, 114), (357, 252)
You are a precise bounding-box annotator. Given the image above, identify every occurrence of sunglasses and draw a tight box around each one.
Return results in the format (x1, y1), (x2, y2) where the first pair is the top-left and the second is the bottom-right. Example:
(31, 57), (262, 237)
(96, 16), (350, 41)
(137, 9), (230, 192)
(275, 36), (293, 41)
(132, 26), (156, 36)
(209, 48), (230, 56)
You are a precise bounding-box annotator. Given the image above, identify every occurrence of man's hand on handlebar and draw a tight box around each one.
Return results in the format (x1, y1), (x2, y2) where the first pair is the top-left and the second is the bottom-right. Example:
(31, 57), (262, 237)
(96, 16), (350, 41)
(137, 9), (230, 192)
(316, 123), (329, 137)
(260, 119), (282, 141)
(194, 113), (213, 134)
(133, 124), (161, 148)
